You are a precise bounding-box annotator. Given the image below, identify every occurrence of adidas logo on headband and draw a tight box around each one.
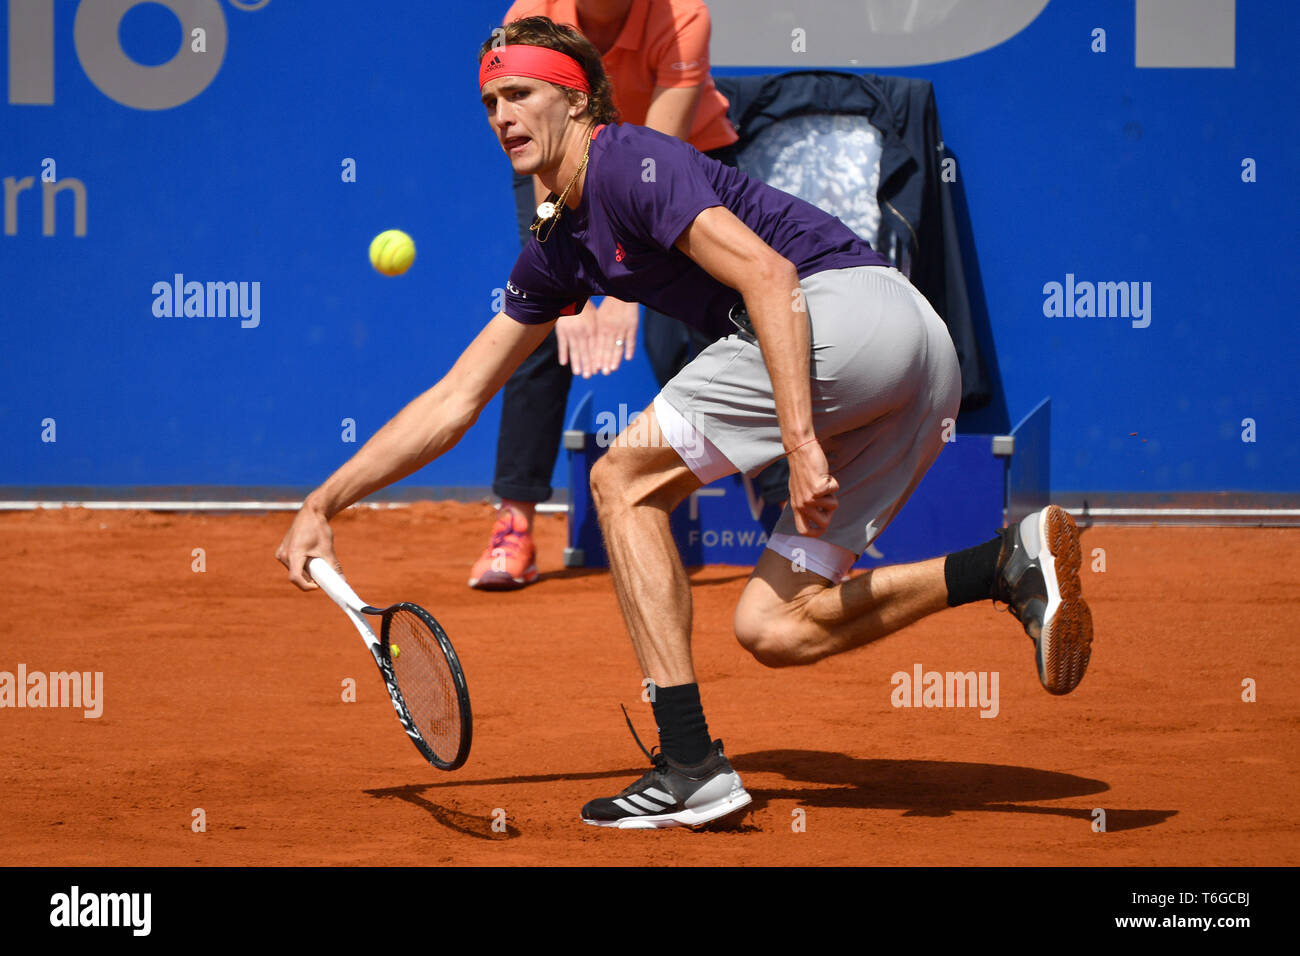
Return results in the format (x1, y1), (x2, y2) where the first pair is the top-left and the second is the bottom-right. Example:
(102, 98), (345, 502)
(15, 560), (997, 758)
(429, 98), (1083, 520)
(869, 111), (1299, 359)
(478, 45), (591, 93)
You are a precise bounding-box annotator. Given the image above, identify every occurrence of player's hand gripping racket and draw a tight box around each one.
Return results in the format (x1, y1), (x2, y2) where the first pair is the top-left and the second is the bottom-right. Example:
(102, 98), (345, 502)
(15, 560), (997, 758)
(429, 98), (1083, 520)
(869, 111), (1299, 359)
(308, 558), (471, 770)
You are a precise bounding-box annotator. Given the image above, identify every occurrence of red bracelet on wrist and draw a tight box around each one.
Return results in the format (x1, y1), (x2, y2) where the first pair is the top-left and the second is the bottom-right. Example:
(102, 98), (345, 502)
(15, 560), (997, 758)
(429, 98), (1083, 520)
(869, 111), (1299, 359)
(784, 436), (818, 456)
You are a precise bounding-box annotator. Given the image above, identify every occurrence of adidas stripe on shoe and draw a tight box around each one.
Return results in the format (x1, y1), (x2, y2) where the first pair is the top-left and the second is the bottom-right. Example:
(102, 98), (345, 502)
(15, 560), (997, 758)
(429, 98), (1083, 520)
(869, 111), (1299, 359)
(582, 739), (752, 830)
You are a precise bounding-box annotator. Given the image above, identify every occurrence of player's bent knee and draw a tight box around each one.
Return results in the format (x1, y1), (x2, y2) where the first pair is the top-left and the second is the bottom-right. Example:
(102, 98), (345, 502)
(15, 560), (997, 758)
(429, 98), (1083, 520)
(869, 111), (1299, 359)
(734, 600), (805, 668)
(590, 450), (638, 512)
(589, 454), (617, 511)
(592, 443), (697, 516)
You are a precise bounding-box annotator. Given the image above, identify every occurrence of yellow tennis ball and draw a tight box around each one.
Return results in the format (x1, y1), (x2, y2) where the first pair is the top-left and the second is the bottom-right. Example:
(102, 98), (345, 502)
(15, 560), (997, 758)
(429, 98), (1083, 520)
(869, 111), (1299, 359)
(369, 229), (416, 276)
(390, 643), (401, 659)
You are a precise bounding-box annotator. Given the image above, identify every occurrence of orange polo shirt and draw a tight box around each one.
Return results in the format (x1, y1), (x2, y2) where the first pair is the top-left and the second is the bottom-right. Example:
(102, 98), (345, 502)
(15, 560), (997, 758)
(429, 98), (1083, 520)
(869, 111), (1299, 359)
(501, 0), (738, 153)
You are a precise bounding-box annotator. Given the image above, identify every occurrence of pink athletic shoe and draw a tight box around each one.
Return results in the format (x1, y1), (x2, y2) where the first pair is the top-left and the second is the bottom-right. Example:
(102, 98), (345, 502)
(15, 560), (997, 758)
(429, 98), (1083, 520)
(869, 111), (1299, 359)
(468, 507), (539, 590)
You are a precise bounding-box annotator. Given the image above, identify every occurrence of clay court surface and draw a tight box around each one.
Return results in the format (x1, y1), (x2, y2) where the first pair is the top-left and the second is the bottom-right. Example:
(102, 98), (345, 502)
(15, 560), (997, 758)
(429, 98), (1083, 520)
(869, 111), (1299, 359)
(1, 504), (1296, 866)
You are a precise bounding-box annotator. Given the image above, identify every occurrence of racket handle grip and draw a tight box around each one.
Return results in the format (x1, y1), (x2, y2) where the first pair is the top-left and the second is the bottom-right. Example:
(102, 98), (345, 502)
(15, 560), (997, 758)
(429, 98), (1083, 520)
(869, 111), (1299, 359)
(307, 557), (366, 612)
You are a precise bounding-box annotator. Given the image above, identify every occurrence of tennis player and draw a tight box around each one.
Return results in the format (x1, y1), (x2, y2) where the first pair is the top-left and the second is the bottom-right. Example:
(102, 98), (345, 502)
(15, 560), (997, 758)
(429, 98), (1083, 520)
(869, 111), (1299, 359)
(276, 17), (1094, 829)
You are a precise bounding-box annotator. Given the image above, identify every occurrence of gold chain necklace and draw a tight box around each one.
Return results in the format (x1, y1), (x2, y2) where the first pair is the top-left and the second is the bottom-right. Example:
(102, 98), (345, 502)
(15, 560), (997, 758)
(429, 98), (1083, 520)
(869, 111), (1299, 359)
(531, 123), (595, 243)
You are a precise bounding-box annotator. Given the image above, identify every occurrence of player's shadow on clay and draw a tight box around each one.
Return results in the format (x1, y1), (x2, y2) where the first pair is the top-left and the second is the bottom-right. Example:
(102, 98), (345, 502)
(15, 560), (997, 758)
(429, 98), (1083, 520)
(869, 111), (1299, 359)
(364, 769), (647, 837)
(737, 750), (1176, 832)
(364, 784), (523, 840)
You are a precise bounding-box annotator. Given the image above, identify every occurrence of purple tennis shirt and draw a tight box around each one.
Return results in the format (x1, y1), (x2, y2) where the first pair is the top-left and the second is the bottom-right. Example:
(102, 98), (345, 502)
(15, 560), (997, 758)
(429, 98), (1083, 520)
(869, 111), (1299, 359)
(503, 123), (889, 337)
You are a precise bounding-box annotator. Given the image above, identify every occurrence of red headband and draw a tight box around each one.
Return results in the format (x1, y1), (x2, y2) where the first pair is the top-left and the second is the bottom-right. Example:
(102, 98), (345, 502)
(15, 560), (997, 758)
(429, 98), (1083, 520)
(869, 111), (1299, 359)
(479, 44), (591, 93)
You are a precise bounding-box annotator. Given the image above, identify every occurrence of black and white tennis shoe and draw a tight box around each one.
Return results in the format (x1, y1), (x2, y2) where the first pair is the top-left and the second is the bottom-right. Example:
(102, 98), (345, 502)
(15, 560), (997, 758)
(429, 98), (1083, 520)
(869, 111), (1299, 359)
(582, 735), (751, 830)
(993, 505), (1094, 695)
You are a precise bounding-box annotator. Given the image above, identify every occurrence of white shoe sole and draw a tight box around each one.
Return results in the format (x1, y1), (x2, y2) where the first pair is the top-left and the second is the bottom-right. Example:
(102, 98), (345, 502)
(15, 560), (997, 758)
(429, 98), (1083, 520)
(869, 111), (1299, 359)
(467, 566), (538, 590)
(1034, 506), (1093, 694)
(584, 788), (753, 830)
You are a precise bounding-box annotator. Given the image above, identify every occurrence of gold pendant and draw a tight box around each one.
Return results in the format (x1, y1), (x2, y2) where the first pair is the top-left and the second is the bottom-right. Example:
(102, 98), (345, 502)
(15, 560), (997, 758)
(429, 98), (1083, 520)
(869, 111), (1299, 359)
(536, 201), (556, 220)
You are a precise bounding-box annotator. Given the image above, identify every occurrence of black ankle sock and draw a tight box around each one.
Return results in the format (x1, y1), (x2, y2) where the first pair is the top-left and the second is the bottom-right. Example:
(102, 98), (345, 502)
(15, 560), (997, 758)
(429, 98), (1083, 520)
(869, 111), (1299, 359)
(944, 533), (1005, 607)
(650, 682), (712, 765)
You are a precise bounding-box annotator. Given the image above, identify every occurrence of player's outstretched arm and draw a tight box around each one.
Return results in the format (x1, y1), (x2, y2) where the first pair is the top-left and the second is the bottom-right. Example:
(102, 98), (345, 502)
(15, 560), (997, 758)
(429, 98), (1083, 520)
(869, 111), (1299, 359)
(276, 312), (555, 589)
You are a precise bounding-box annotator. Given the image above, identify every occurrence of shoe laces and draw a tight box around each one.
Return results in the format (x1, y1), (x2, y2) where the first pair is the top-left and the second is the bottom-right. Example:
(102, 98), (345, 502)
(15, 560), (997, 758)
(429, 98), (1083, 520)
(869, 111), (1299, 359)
(621, 703), (668, 770)
(488, 511), (530, 556)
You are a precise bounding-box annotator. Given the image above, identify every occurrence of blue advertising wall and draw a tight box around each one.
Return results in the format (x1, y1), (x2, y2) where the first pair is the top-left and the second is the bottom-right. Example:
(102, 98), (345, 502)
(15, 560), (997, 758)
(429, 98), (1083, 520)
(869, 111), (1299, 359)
(1, 0), (1296, 498)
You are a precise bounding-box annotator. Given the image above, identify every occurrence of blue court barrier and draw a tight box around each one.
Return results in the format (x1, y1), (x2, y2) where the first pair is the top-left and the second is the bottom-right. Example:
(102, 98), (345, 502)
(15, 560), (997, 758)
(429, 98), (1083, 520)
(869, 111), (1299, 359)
(562, 393), (1050, 569)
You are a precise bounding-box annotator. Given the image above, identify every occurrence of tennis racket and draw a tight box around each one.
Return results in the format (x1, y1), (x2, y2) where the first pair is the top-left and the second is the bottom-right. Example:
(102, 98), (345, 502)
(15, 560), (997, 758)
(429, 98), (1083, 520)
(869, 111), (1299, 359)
(308, 557), (472, 770)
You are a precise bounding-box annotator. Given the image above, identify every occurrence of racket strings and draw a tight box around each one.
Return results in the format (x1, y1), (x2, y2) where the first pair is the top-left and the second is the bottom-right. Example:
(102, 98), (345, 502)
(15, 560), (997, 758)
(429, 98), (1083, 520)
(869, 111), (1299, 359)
(386, 609), (463, 760)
